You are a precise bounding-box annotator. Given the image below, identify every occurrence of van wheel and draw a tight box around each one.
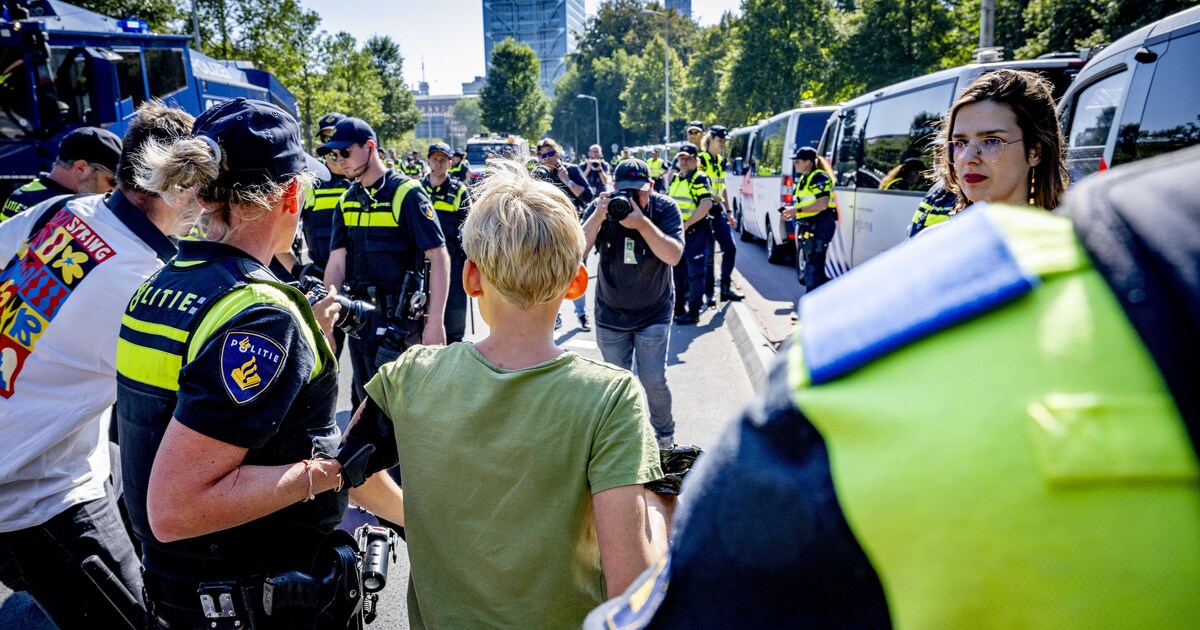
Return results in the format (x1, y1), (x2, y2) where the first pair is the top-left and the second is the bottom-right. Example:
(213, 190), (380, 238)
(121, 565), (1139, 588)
(765, 223), (789, 265)
(737, 206), (753, 242)
(796, 248), (807, 286)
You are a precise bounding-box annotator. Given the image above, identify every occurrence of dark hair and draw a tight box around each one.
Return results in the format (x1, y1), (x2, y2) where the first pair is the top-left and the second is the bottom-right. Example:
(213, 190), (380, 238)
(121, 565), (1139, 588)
(116, 100), (195, 194)
(935, 68), (1067, 211)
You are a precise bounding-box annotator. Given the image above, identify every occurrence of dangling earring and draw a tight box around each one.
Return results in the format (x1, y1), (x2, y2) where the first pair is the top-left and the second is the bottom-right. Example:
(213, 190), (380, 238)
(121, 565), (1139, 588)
(1029, 170), (1036, 206)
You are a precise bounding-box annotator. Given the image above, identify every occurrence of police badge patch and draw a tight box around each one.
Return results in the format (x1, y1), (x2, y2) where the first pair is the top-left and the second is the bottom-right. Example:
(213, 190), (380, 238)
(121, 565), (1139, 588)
(421, 200), (435, 220)
(220, 331), (287, 405)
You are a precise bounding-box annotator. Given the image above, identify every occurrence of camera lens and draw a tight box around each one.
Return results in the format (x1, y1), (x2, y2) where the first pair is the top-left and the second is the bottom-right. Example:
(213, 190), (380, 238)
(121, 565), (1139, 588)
(607, 194), (632, 221)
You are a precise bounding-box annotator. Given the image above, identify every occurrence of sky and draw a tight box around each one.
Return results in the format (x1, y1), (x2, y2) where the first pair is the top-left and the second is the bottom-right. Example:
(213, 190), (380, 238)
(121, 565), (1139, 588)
(302, 0), (741, 95)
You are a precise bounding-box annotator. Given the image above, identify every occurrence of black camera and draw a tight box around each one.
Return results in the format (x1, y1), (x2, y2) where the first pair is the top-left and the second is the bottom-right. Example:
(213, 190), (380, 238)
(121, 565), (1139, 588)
(606, 191), (636, 222)
(299, 276), (375, 338)
(591, 160), (602, 169)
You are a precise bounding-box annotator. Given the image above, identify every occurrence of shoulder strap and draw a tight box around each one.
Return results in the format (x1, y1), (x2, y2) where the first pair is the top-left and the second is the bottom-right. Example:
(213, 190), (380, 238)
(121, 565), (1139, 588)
(391, 178), (423, 223)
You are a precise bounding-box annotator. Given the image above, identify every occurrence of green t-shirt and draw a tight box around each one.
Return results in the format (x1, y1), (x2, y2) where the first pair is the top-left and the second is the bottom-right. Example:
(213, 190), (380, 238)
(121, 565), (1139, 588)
(365, 343), (662, 629)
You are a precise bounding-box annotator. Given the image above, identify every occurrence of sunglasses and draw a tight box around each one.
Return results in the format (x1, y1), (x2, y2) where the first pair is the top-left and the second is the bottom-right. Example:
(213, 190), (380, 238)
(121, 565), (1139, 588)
(539, 149), (556, 159)
(328, 147), (352, 160)
(90, 163), (117, 186)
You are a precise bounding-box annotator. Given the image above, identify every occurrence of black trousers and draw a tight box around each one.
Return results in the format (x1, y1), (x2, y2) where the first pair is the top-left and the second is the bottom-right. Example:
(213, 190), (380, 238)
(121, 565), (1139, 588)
(800, 214), (837, 291)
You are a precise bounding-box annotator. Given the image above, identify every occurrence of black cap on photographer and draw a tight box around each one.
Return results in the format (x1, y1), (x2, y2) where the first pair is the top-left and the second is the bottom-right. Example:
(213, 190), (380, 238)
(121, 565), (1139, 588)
(614, 159), (652, 191)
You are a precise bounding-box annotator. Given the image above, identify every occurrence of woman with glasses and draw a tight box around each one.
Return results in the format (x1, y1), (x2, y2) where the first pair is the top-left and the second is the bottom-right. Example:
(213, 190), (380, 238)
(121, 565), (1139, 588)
(936, 68), (1068, 214)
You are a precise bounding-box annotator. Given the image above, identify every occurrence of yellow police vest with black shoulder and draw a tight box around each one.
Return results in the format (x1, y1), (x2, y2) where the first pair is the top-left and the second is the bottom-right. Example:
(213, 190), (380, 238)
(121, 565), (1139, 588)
(422, 176), (468, 254)
(114, 241), (343, 574)
(698, 151), (726, 197)
(646, 157), (665, 179)
(668, 171), (711, 223)
(448, 161), (470, 181)
(338, 171), (424, 297)
(302, 175), (349, 266)
(792, 170), (834, 219)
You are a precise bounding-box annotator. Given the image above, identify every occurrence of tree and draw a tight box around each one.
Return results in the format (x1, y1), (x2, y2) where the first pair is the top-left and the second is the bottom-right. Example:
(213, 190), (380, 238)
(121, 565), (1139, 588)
(450, 98), (485, 145)
(620, 37), (687, 143)
(480, 38), (549, 140)
(833, 0), (965, 98)
(365, 36), (422, 144)
(72, 0), (182, 32)
(682, 14), (738, 128)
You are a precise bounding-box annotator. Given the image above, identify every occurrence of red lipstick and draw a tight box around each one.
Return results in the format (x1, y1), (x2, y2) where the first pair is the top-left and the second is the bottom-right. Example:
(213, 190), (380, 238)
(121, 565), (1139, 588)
(963, 174), (987, 184)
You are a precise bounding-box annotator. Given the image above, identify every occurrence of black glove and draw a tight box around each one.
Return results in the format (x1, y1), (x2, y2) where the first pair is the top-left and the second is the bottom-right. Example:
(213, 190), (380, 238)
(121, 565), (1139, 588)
(645, 443), (703, 496)
(336, 398), (399, 488)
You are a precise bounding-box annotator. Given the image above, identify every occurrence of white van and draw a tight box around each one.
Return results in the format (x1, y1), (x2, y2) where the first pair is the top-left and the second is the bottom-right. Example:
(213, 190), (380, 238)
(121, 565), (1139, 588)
(731, 106), (837, 264)
(818, 57), (1084, 272)
(1058, 5), (1200, 182)
(725, 124), (757, 247)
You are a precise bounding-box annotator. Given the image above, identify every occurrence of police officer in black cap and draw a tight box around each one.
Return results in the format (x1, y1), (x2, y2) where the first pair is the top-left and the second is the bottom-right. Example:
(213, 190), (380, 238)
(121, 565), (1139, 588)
(2, 126), (122, 221)
(320, 117), (450, 409)
(117, 98), (405, 628)
(448, 149), (471, 182)
(422, 141), (472, 342)
(298, 113), (351, 275)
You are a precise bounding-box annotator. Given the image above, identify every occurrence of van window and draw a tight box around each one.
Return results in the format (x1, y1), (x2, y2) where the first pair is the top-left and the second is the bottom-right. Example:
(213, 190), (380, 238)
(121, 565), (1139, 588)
(793, 112), (829, 151)
(862, 81), (954, 192)
(727, 133), (748, 175)
(754, 119), (786, 176)
(832, 105), (869, 188)
(1129, 31), (1200, 162)
(145, 49), (188, 99)
(1064, 70), (1129, 181)
(115, 50), (147, 106)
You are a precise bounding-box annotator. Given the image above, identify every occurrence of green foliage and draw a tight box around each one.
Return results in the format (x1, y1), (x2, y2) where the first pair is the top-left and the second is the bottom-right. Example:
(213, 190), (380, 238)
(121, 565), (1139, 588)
(365, 36), (422, 142)
(480, 38), (550, 140)
(72, 0), (183, 31)
(619, 37), (687, 141)
(681, 13), (737, 128)
(450, 98), (486, 141)
(1016, 0), (1198, 58)
(834, 0), (965, 96)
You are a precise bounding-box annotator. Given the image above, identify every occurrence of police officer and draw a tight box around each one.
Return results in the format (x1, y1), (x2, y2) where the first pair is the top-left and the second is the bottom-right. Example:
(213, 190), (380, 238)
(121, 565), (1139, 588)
(782, 147), (836, 290)
(907, 181), (959, 239)
(300, 113), (352, 273)
(422, 142), (472, 343)
(402, 150), (428, 178)
(666, 121), (706, 182)
(587, 143), (1200, 630)
(646, 148), (666, 193)
(2, 126), (121, 222)
(698, 125), (743, 303)
(668, 143), (714, 325)
(448, 149), (471, 182)
(320, 118), (450, 409)
(116, 98), (405, 628)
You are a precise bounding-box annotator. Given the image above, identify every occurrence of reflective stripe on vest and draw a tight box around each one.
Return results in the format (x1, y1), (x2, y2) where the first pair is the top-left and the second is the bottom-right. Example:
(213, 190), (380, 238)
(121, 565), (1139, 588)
(424, 181), (466, 213)
(669, 173), (705, 221)
(699, 152), (725, 194)
(342, 179), (421, 228)
(793, 170), (831, 219)
(308, 186), (347, 213)
(646, 158), (665, 178)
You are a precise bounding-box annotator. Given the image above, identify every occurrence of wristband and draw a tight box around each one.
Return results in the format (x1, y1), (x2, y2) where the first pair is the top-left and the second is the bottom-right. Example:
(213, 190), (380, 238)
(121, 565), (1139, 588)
(302, 459), (315, 502)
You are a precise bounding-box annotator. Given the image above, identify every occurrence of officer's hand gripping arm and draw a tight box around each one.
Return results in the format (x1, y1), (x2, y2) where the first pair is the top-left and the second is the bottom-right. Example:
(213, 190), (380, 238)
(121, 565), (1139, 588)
(337, 398), (399, 489)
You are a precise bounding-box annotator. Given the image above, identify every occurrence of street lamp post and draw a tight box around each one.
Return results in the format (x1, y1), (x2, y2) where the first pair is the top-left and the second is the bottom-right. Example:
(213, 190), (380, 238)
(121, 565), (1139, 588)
(577, 94), (599, 149)
(642, 8), (669, 144)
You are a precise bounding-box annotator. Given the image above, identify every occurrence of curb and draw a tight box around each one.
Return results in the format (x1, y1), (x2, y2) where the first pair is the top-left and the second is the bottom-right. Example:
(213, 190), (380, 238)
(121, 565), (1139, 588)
(726, 301), (776, 394)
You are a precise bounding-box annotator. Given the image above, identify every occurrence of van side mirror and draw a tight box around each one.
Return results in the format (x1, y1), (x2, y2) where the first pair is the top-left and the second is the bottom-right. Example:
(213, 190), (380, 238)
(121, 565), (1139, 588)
(733, 157), (744, 175)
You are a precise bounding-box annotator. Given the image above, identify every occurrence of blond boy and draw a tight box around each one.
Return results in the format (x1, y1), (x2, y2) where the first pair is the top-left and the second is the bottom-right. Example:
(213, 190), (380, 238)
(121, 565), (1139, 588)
(362, 160), (668, 628)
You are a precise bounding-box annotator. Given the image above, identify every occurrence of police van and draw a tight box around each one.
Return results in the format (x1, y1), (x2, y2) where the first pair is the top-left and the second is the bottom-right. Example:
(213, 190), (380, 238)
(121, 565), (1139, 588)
(1058, 5), (1200, 183)
(0, 0), (300, 199)
(725, 124), (757, 251)
(465, 133), (528, 184)
(818, 56), (1085, 273)
(733, 105), (837, 264)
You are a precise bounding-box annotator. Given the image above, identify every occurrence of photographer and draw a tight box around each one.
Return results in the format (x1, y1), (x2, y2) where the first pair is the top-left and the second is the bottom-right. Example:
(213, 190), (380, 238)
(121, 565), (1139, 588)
(583, 159), (684, 449)
(582, 144), (611, 197)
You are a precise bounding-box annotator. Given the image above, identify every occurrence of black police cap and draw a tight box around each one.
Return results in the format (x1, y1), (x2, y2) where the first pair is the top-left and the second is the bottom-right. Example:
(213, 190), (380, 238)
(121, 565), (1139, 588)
(677, 143), (700, 156)
(193, 98), (328, 187)
(686, 121), (704, 132)
(709, 125), (729, 139)
(317, 118), (377, 155)
(792, 146), (818, 161)
(428, 142), (452, 158)
(318, 112), (347, 133)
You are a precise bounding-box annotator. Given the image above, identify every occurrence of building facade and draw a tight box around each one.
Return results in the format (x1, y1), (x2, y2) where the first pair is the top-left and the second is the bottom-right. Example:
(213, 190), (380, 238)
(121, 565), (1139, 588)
(666, 0), (691, 20)
(413, 87), (479, 147)
(482, 0), (585, 97)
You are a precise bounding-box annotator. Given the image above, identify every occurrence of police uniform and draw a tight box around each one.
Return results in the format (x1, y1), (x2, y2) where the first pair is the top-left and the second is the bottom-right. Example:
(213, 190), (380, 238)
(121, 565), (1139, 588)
(668, 169), (714, 319)
(907, 182), (958, 239)
(1, 173), (73, 222)
(646, 154), (666, 193)
(331, 168), (444, 407)
(448, 155), (471, 182)
(422, 171), (471, 343)
(587, 146), (1200, 629)
(402, 158), (427, 178)
(697, 144), (741, 301)
(792, 167), (837, 290)
(116, 240), (345, 627)
(301, 171), (351, 270)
